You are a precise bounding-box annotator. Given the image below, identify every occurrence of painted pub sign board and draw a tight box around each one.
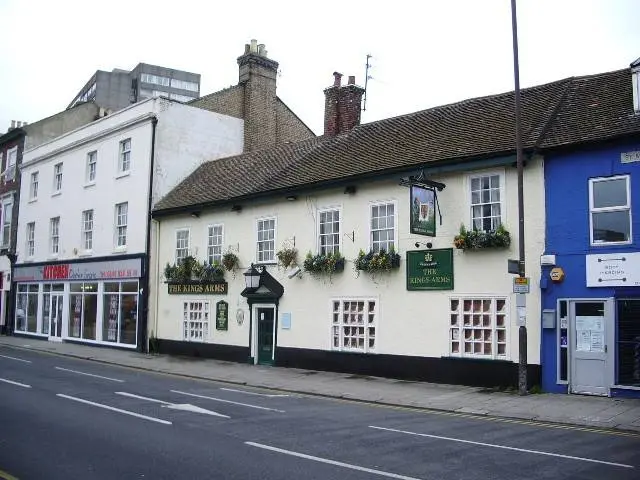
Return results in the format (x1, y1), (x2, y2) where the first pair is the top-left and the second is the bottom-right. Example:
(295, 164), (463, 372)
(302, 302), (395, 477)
(410, 185), (436, 237)
(406, 249), (454, 290)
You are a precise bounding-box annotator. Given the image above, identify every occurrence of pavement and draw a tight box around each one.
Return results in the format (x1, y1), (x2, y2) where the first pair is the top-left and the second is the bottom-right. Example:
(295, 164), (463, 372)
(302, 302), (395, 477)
(2, 334), (640, 434)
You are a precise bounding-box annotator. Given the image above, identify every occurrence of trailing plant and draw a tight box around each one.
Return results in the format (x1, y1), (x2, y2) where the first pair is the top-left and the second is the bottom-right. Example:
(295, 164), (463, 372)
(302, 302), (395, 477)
(303, 251), (345, 276)
(221, 251), (240, 272)
(453, 223), (511, 250)
(201, 262), (225, 282)
(276, 246), (298, 270)
(164, 255), (224, 282)
(354, 247), (401, 276)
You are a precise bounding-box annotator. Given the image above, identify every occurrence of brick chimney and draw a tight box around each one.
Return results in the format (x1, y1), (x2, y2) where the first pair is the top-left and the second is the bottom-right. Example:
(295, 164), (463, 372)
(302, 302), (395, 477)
(323, 72), (365, 136)
(237, 39), (279, 152)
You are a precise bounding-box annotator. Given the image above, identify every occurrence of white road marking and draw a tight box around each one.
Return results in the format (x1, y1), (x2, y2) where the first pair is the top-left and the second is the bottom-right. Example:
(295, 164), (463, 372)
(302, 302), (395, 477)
(171, 390), (285, 412)
(245, 442), (423, 480)
(0, 354), (32, 363)
(220, 387), (289, 397)
(0, 377), (31, 388)
(55, 366), (124, 383)
(369, 426), (634, 469)
(116, 391), (229, 418)
(56, 394), (171, 425)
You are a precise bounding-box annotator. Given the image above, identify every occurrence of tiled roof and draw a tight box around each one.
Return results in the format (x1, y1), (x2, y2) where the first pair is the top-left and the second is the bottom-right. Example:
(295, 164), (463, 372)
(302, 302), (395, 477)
(154, 68), (640, 214)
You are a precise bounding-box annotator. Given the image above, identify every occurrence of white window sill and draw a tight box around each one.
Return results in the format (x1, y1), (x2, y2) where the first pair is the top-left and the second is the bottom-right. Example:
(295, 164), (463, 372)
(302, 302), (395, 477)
(48, 254), (59, 260)
(115, 171), (131, 179)
(79, 250), (93, 257)
(84, 181), (96, 189)
(113, 247), (127, 254)
(28, 198), (37, 204)
(590, 241), (633, 247)
(51, 191), (61, 197)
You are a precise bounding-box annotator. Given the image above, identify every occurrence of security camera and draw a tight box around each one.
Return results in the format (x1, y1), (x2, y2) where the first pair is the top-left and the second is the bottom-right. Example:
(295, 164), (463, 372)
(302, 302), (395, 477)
(287, 266), (301, 279)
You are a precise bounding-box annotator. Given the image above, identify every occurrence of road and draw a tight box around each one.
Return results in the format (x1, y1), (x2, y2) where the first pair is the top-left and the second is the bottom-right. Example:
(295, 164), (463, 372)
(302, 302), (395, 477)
(0, 345), (639, 480)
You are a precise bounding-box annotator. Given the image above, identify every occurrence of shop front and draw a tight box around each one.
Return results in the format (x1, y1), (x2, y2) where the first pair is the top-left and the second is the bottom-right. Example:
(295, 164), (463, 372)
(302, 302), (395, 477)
(12, 255), (143, 349)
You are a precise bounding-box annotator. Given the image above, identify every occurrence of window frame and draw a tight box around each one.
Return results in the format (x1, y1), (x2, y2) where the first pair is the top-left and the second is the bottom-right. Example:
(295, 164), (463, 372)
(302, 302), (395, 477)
(449, 296), (509, 360)
(368, 200), (398, 253)
(255, 216), (277, 264)
(26, 222), (35, 258)
(317, 206), (342, 256)
(4, 146), (17, 183)
(86, 151), (97, 184)
(53, 162), (63, 194)
(29, 171), (39, 201)
(50, 217), (60, 256)
(467, 170), (506, 232)
(206, 224), (224, 265)
(588, 175), (632, 246)
(175, 228), (191, 263)
(183, 300), (210, 342)
(82, 209), (94, 252)
(118, 139), (131, 175)
(114, 202), (128, 249)
(1, 196), (12, 248)
(330, 298), (378, 353)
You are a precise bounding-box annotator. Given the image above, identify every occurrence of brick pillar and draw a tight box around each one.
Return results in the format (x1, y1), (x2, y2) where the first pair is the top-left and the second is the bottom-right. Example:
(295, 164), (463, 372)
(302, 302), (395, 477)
(323, 72), (364, 137)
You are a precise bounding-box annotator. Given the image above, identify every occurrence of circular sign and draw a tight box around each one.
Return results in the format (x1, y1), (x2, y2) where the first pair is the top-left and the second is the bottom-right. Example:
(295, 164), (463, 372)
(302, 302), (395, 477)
(550, 267), (565, 283)
(236, 309), (245, 325)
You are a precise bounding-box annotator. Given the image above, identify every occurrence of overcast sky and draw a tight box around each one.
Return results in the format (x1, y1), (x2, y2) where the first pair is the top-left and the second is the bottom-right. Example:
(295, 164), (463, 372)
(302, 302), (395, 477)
(1, 0), (638, 136)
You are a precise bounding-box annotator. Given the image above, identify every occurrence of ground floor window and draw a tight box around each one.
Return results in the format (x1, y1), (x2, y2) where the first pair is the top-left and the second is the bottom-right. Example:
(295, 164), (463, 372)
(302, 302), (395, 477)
(617, 299), (640, 387)
(183, 301), (209, 342)
(69, 283), (98, 340)
(449, 297), (508, 358)
(103, 281), (138, 345)
(15, 284), (38, 333)
(331, 299), (377, 352)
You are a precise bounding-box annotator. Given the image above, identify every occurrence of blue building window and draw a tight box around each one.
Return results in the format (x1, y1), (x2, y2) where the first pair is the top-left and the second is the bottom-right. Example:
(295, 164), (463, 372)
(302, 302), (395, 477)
(589, 176), (631, 245)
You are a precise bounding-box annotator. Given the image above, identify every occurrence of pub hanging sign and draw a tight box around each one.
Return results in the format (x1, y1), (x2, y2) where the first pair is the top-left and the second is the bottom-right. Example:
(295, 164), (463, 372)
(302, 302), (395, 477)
(410, 184), (437, 237)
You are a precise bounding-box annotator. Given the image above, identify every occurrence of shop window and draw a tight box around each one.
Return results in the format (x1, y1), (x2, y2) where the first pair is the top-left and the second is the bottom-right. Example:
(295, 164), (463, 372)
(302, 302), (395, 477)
(617, 299), (640, 387)
(103, 281), (138, 345)
(331, 299), (376, 353)
(589, 176), (631, 245)
(449, 297), (508, 359)
(69, 283), (98, 340)
(183, 301), (209, 342)
(15, 284), (39, 333)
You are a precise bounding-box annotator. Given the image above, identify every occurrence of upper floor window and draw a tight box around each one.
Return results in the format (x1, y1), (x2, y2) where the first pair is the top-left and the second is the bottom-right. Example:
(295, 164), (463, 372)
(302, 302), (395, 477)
(53, 163), (63, 193)
(29, 172), (38, 200)
(119, 139), (131, 174)
(319, 208), (341, 255)
(469, 173), (503, 231)
(589, 175), (631, 245)
(4, 146), (17, 183)
(86, 151), (97, 183)
(370, 202), (396, 253)
(50, 217), (60, 255)
(26, 222), (35, 258)
(1, 198), (12, 247)
(256, 217), (276, 263)
(82, 209), (94, 251)
(207, 225), (223, 265)
(140, 73), (170, 87)
(170, 78), (199, 92)
(115, 202), (128, 248)
(175, 229), (190, 263)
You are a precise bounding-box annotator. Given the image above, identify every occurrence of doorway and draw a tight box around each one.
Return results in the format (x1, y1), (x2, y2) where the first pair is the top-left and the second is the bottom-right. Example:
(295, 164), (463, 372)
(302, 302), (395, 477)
(255, 306), (276, 365)
(48, 294), (64, 341)
(569, 299), (613, 396)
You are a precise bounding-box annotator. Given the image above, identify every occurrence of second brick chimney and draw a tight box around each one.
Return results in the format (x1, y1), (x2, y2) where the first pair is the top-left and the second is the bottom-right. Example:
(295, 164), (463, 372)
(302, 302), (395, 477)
(323, 72), (365, 136)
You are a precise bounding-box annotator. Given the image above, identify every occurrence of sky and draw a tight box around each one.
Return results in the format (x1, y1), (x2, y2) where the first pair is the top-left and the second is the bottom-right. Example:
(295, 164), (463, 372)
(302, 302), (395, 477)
(1, 0), (639, 136)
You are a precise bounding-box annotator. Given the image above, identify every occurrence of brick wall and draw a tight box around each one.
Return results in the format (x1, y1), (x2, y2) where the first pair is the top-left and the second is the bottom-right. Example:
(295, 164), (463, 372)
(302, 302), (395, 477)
(276, 100), (315, 143)
(189, 86), (244, 119)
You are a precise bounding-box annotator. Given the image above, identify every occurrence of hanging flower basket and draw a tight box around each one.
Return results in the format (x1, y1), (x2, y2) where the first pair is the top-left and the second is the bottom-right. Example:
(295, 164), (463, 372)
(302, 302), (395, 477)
(221, 251), (239, 272)
(276, 247), (298, 270)
(453, 224), (511, 250)
(303, 252), (345, 276)
(354, 247), (401, 275)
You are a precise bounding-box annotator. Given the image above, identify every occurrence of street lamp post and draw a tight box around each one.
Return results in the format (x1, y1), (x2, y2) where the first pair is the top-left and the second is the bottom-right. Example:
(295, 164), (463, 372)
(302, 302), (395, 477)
(510, 0), (528, 396)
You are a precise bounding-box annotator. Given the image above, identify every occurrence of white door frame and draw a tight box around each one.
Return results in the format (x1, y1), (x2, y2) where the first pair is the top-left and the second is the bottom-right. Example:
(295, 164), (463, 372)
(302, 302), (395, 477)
(48, 293), (64, 342)
(251, 303), (276, 365)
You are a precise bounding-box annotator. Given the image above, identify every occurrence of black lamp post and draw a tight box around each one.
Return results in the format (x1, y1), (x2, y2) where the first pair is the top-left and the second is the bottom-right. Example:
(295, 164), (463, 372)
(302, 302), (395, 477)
(243, 264), (263, 290)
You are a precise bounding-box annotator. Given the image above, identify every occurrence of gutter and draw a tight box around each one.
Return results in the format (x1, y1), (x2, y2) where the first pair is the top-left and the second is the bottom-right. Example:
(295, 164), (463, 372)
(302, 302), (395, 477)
(141, 116), (158, 353)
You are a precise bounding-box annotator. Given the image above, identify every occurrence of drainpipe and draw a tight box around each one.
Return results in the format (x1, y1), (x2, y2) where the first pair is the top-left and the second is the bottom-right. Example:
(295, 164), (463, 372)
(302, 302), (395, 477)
(140, 116), (158, 353)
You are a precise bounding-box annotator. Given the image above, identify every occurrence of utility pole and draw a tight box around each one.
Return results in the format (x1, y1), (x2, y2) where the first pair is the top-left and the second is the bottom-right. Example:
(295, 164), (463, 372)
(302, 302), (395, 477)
(363, 54), (372, 111)
(510, 0), (528, 396)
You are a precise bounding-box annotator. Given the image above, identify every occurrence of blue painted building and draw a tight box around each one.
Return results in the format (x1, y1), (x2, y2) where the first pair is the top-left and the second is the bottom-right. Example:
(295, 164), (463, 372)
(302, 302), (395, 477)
(541, 60), (640, 397)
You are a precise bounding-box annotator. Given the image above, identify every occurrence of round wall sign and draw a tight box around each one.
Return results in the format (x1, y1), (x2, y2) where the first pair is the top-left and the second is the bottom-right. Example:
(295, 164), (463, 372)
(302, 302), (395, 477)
(236, 309), (245, 325)
(550, 267), (565, 283)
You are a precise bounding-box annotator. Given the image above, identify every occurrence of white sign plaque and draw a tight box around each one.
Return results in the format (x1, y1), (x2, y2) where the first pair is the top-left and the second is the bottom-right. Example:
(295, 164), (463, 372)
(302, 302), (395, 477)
(621, 151), (640, 164)
(586, 252), (640, 287)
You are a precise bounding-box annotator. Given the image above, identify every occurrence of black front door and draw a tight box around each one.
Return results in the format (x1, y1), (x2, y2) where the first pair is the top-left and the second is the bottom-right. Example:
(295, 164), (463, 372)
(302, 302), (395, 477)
(257, 307), (275, 365)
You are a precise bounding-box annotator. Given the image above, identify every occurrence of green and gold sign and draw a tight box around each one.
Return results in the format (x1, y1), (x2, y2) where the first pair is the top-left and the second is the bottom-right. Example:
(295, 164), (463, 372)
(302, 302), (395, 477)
(167, 281), (228, 295)
(406, 249), (453, 290)
(216, 300), (229, 331)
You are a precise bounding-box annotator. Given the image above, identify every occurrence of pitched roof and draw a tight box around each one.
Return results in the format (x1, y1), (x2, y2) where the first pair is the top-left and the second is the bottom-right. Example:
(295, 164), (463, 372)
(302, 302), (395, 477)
(154, 68), (640, 214)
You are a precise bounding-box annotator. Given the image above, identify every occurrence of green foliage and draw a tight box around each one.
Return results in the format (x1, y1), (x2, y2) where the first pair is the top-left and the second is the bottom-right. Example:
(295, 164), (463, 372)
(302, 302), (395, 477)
(303, 251), (345, 276)
(453, 223), (511, 250)
(354, 247), (401, 275)
(221, 251), (239, 272)
(276, 247), (298, 270)
(164, 255), (224, 282)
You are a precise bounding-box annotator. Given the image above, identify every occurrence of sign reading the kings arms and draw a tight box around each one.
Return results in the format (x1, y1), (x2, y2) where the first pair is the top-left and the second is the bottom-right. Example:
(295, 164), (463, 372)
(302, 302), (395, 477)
(167, 281), (228, 295)
(406, 249), (454, 291)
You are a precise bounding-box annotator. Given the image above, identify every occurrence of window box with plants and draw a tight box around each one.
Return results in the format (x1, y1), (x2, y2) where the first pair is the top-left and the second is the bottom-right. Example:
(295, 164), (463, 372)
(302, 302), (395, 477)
(354, 247), (401, 276)
(453, 224), (511, 250)
(303, 251), (345, 277)
(164, 255), (225, 283)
